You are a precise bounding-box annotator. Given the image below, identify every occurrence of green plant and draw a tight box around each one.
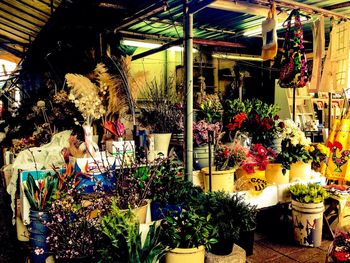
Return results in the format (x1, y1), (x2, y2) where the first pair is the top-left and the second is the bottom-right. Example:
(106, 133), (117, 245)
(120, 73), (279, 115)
(160, 207), (218, 250)
(22, 173), (59, 211)
(197, 95), (222, 124)
(289, 183), (329, 203)
(199, 191), (257, 255)
(100, 198), (167, 263)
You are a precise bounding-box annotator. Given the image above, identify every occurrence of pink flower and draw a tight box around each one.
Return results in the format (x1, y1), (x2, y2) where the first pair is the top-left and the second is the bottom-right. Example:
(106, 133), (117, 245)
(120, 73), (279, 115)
(34, 247), (44, 255)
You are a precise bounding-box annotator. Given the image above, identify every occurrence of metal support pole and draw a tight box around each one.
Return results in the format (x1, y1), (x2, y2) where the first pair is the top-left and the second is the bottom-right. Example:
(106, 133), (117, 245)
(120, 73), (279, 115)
(184, 1), (193, 181)
(328, 92), (332, 129)
(292, 87), (296, 122)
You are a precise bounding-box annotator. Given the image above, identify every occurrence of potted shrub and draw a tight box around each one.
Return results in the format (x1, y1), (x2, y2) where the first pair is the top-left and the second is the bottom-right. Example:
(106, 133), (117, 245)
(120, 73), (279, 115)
(161, 207), (218, 263)
(202, 140), (248, 193)
(99, 198), (167, 263)
(202, 192), (257, 259)
(149, 158), (203, 220)
(22, 172), (59, 263)
(289, 183), (329, 247)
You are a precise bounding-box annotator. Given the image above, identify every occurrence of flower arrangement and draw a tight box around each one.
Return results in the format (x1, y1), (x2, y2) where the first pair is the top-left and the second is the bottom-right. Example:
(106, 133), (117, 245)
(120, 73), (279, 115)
(242, 144), (276, 173)
(193, 120), (221, 147)
(224, 98), (282, 146)
(278, 119), (312, 165)
(215, 141), (248, 171)
(102, 119), (126, 140)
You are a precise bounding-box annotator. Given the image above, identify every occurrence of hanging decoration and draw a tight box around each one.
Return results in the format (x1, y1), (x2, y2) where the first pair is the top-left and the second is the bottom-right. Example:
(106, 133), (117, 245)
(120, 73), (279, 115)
(261, 3), (278, 61)
(278, 10), (309, 88)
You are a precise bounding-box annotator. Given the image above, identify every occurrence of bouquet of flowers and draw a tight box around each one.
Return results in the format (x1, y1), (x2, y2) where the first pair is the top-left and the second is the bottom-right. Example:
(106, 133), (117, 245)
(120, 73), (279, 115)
(215, 141), (249, 171)
(278, 119), (312, 165)
(242, 143), (276, 174)
(193, 120), (221, 147)
(197, 95), (223, 124)
(224, 99), (282, 146)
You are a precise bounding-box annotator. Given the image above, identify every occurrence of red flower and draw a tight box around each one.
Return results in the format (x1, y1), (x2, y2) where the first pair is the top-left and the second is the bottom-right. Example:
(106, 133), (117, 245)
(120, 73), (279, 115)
(243, 163), (256, 174)
(278, 121), (285, 129)
(254, 144), (267, 156)
(223, 150), (230, 158)
(226, 123), (236, 131)
(274, 114), (279, 120)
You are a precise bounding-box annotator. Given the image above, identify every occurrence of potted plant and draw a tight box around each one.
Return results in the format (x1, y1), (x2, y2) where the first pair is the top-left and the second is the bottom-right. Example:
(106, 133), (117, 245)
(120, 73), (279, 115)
(193, 120), (221, 170)
(138, 79), (181, 158)
(202, 140), (248, 193)
(149, 158), (203, 220)
(99, 198), (167, 263)
(279, 119), (313, 181)
(197, 95), (223, 124)
(289, 183), (329, 247)
(202, 191), (257, 259)
(160, 207), (218, 263)
(22, 172), (59, 263)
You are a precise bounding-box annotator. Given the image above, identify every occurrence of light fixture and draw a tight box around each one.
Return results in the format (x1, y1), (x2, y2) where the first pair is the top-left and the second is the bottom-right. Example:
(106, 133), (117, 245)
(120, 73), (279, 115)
(212, 52), (263, 61)
(121, 39), (197, 52)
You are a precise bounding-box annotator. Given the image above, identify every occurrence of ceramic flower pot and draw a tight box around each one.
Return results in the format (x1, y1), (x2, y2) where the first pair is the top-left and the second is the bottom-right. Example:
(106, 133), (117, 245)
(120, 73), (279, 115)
(165, 245), (205, 263)
(291, 200), (324, 247)
(153, 133), (172, 158)
(290, 161), (312, 182)
(202, 167), (235, 193)
(265, 163), (289, 185)
(132, 200), (150, 224)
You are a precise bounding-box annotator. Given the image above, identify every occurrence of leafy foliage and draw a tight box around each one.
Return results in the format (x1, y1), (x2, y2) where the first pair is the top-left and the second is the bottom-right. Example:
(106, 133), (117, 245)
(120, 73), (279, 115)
(160, 207), (218, 250)
(100, 198), (167, 263)
(289, 183), (329, 203)
(22, 172), (59, 211)
(197, 95), (222, 124)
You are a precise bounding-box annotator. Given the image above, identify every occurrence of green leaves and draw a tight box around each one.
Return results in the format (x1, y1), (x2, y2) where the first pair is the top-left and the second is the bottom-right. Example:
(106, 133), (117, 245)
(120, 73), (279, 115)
(22, 172), (59, 211)
(289, 183), (329, 203)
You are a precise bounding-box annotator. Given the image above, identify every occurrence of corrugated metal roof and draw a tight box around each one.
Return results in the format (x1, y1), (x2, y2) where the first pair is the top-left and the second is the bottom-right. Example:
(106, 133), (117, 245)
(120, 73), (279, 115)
(0, 0), (61, 62)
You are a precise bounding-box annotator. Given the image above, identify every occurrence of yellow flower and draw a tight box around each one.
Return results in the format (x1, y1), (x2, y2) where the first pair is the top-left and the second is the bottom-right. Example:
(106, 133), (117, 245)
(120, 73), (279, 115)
(308, 146), (315, 152)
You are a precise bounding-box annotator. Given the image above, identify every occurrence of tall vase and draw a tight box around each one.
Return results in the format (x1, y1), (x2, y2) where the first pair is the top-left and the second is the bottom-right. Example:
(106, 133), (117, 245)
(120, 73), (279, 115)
(83, 125), (95, 157)
(153, 133), (172, 158)
(29, 210), (50, 263)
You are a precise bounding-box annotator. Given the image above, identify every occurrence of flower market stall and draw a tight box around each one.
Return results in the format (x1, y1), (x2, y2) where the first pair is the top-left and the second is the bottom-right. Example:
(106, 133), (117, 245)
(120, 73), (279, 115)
(1, 0), (350, 262)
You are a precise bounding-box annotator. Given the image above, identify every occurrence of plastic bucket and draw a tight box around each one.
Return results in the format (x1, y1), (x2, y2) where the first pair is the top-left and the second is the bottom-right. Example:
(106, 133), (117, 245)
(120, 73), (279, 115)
(165, 246), (205, 263)
(29, 210), (50, 263)
(193, 145), (214, 170)
(202, 167), (235, 193)
(265, 163), (289, 185)
(290, 161), (311, 182)
(235, 168), (266, 181)
(291, 200), (324, 247)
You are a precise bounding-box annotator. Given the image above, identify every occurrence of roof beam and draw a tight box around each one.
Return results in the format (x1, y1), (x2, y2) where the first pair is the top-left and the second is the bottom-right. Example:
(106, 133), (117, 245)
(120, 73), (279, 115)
(0, 6), (42, 28)
(1, 2), (47, 24)
(189, 0), (216, 14)
(15, 0), (51, 17)
(0, 34), (28, 46)
(327, 2), (350, 10)
(0, 43), (23, 58)
(0, 21), (36, 39)
(209, 0), (271, 17)
(0, 14), (39, 34)
(0, 28), (31, 42)
(131, 39), (183, 61)
(193, 38), (246, 48)
(114, 1), (168, 33)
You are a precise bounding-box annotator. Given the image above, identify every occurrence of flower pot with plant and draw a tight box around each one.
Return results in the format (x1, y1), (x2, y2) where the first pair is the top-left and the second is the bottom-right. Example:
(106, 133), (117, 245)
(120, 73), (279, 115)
(149, 158), (203, 220)
(99, 198), (167, 263)
(278, 120), (313, 181)
(193, 120), (221, 170)
(289, 183), (329, 247)
(202, 140), (248, 193)
(201, 191), (256, 259)
(22, 172), (60, 263)
(138, 79), (181, 159)
(161, 207), (218, 263)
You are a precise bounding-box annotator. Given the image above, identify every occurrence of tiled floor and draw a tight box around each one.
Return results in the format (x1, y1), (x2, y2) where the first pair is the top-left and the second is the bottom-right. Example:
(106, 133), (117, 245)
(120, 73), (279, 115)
(247, 207), (332, 263)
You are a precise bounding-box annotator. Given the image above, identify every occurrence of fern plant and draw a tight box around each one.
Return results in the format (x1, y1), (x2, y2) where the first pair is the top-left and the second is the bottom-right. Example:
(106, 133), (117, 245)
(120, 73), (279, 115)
(100, 198), (167, 263)
(22, 173), (59, 211)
